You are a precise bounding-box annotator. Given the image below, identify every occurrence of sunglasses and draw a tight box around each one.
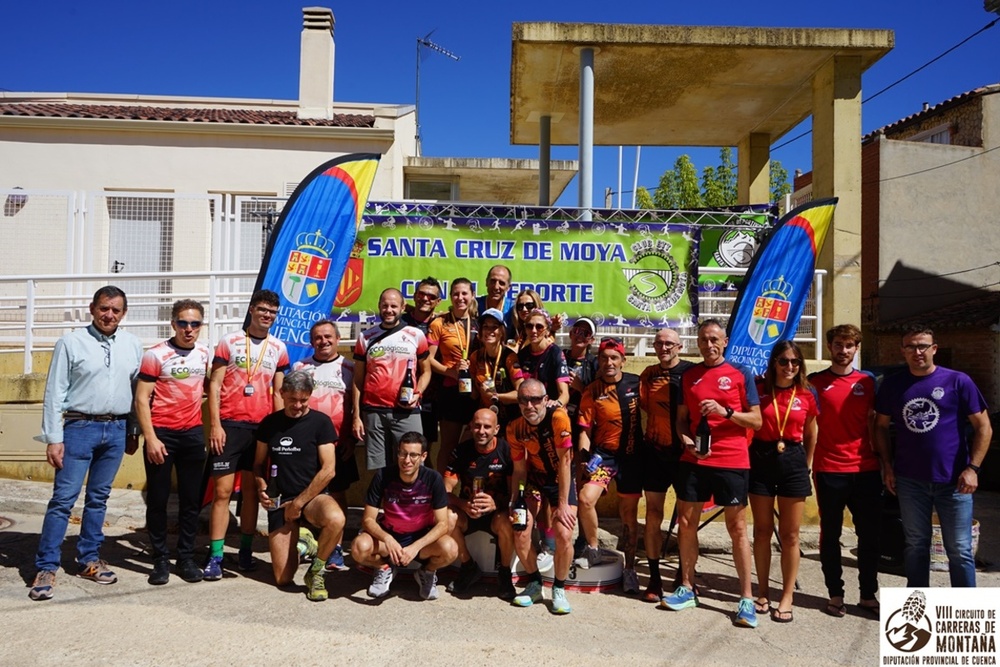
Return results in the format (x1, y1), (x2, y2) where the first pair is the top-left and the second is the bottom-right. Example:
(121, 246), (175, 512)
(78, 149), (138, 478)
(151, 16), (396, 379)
(518, 394), (547, 405)
(776, 358), (802, 367)
(516, 302), (537, 311)
(527, 323), (547, 331)
(601, 336), (623, 345)
(175, 320), (202, 329)
(415, 291), (440, 301)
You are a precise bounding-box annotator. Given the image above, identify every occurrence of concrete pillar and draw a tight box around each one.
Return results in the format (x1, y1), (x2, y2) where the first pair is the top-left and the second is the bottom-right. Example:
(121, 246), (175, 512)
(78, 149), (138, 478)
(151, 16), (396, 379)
(737, 133), (771, 204)
(539, 115), (551, 206)
(812, 56), (862, 331)
(578, 47), (594, 221)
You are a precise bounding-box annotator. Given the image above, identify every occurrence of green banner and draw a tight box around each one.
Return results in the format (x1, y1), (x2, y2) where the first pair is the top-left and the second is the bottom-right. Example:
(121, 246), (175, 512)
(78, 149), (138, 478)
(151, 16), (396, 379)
(332, 207), (700, 328)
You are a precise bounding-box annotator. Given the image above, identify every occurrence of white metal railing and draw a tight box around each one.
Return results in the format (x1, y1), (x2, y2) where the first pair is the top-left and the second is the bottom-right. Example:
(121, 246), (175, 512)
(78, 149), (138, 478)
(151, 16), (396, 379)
(0, 267), (826, 374)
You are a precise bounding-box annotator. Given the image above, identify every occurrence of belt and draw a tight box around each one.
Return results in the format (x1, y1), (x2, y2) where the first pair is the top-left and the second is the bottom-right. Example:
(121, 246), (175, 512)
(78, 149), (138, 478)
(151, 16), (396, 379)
(751, 439), (803, 451)
(64, 412), (129, 422)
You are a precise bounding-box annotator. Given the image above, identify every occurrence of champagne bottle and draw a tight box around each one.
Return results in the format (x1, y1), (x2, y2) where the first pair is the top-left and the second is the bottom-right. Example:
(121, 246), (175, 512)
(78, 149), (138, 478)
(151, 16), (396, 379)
(512, 482), (528, 532)
(399, 359), (415, 404)
(266, 463), (279, 502)
(695, 416), (712, 456)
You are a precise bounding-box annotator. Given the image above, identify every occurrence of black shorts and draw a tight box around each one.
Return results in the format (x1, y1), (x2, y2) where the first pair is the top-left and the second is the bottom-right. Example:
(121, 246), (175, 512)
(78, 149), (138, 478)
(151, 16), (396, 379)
(527, 473), (578, 507)
(382, 525), (431, 548)
(207, 422), (257, 475)
(675, 461), (749, 506)
(640, 443), (681, 494)
(435, 384), (476, 424)
(267, 493), (332, 533)
(465, 513), (498, 535)
(328, 447), (360, 493)
(582, 450), (642, 496)
(748, 441), (813, 498)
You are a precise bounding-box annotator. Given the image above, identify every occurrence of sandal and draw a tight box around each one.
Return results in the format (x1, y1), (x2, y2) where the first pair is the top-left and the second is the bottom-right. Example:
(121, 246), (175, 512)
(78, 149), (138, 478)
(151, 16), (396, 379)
(771, 608), (794, 623)
(754, 598), (771, 615)
(825, 601), (847, 617)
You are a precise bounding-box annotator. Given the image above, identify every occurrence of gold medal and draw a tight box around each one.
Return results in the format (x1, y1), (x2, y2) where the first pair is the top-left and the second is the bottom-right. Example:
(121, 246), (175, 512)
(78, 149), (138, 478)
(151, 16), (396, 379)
(772, 386), (797, 455)
(776, 440), (786, 453)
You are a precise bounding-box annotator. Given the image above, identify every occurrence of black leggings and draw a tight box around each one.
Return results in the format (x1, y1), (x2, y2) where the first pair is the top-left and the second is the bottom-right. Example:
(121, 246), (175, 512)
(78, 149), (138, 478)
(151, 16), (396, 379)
(144, 426), (207, 560)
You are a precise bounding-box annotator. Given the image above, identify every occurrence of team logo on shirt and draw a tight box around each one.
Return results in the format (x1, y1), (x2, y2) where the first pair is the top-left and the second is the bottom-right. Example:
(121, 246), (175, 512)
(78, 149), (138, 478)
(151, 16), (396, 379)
(717, 376), (732, 390)
(902, 397), (940, 434)
(747, 276), (792, 346)
(931, 387), (945, 400)
(170, 365), (191, 379)
(852, 383), (866, 396)
(283, 230), (335, 306)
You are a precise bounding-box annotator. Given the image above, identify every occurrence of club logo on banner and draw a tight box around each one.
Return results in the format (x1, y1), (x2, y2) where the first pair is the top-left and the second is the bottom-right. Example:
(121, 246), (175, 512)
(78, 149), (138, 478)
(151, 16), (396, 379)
(880, 587), (998, 664)
(748, 276), (793, 346)
(283, 230), (335, 306)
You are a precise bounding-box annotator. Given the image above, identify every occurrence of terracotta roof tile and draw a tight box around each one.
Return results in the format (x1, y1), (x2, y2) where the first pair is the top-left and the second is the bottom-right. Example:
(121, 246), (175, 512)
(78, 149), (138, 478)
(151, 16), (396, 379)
(863, 83), (1000, 142)
(0, 103), (375, 128)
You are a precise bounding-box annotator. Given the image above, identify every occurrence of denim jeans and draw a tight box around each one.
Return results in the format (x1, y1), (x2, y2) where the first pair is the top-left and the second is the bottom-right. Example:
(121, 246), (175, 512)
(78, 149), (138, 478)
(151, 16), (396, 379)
(815, 470), (882, 599)
(35, 419), (126, 572)
(895, 474), (976, 588)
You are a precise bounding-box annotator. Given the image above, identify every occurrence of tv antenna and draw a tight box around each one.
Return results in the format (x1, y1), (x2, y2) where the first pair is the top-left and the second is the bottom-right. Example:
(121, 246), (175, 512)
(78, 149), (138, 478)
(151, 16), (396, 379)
(415, 30), (460, 156)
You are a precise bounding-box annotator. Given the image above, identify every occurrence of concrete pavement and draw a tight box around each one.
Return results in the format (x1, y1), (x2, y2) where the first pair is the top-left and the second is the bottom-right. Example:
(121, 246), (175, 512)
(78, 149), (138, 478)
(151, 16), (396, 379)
(1, 477), (998, 666)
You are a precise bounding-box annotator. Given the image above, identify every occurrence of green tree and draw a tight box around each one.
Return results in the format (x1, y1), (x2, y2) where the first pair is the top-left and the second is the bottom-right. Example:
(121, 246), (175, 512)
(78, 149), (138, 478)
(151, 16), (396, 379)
(638, 148), (790, 209)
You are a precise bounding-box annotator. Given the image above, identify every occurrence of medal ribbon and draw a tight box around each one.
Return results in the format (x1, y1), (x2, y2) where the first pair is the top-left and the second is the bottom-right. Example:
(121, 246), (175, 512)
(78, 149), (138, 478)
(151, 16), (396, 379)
(244, 332), (267, 384)
(773, 386), (797, 442)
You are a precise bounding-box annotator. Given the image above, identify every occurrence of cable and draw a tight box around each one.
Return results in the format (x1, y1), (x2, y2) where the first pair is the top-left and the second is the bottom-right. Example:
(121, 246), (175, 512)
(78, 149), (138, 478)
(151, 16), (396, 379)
(772, 18), (999, 153)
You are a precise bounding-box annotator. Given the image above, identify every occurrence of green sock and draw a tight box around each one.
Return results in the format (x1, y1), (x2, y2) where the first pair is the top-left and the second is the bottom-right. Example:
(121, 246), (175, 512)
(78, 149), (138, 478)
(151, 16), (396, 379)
(309, 557), (325, 574)
(240, 533), (254, 550)
(210, 539), (224, 558)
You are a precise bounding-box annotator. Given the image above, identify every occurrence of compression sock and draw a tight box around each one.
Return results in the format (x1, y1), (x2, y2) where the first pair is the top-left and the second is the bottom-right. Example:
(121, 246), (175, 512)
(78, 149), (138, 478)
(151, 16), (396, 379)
(648, 558), (662, 587)
(210, 539), (225, 558)
(240, 533), (254, 550)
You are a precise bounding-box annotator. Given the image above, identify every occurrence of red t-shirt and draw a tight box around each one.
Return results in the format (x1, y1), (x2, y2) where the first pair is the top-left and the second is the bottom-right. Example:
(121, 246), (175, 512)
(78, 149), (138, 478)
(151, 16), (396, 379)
(680, 361), (759, 469)
(809, 369), (879, 473)
(214, 330), (289, 424)
(138, 340), (210, 431)
(754, 383), (819, 442)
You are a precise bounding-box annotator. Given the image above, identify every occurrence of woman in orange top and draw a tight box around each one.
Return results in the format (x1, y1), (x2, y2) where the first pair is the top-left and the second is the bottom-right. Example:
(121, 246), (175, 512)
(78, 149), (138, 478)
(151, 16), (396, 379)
(428, 278), (478, 471)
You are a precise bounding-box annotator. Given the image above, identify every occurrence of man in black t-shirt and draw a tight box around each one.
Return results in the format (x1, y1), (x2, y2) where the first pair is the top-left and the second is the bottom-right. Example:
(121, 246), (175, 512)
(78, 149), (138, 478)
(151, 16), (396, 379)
(352, 432), (457, 600)
(253, 371), (345, 602)
(443, 409), (515, 598)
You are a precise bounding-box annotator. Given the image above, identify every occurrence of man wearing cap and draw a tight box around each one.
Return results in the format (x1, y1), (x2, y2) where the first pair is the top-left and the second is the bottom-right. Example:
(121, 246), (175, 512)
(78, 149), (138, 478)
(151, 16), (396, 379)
(469, 308), (522, 427)
(638, 328), (695, 601)
(31, 286), (143, 601)
(663, 319), (762, 628)
(575, 337), (644, 593)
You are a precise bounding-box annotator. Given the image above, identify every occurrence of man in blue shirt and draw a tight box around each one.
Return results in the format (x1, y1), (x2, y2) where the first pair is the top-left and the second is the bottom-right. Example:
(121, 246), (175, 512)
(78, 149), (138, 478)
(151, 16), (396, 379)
(30, 286), (143, 601)
(475, 265), (516, 333)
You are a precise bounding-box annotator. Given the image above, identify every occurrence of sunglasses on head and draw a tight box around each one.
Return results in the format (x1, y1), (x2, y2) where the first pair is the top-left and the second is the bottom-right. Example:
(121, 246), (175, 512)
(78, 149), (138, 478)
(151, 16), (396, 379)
(776, 358), (802, 367)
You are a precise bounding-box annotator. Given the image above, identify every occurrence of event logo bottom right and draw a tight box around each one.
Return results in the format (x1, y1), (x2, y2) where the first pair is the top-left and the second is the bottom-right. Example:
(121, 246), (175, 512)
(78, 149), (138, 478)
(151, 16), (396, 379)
(881, 588), (998, 665)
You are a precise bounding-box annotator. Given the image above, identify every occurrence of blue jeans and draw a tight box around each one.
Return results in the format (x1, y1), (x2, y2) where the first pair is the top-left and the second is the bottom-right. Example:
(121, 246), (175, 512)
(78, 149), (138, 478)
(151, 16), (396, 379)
(35, 419), (126, 572)
(895, 474), (975, 588)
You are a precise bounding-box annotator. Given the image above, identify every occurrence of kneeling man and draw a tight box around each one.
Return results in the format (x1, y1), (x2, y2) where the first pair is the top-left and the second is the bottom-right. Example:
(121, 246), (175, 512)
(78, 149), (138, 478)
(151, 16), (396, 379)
(254, 370), (346, 601)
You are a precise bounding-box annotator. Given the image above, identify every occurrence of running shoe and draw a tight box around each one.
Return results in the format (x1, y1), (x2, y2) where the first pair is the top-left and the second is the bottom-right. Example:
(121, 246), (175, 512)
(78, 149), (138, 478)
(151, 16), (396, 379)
(325, 544), (350, 572)
(203, 555), (224, 582)
(237, 546), (257, 572)
(497, 568), (516, 601)
(512, 579), (544, 607)
(735, 597), (759, 628)
(659, 585), (698, 611)
(29, 571), (56, 601)
(304, 563), (328, 602)
(447, 560), (482, 593)
(550, 586), (572, 615)
(367, 564), (395, 598)
(78, 560), (117, 585)
(177, 559), (205, 583)
(536, 550), (555, 573)
(414, 568), (439, 601)
(148, 557), (170, 586)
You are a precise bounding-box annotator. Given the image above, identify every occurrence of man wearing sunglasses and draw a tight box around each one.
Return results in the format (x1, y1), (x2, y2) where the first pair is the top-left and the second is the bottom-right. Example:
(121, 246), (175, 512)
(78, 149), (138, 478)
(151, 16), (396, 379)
(31, 286), (143, 601)
(205, 289), (290, 579)
(875, 326), (991, 588)
(402, 276), (443, 445)
(506, 379), (578, 614)
(134, 299), (211, 586)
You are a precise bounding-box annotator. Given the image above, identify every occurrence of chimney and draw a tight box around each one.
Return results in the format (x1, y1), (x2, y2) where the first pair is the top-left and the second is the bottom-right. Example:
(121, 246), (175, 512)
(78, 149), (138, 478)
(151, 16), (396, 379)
(298, 7), (335, 120)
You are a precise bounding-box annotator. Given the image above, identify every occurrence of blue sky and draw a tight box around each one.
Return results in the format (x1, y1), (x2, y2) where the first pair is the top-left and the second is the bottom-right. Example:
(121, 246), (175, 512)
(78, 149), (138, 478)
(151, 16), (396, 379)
(3, 0), (998, 206)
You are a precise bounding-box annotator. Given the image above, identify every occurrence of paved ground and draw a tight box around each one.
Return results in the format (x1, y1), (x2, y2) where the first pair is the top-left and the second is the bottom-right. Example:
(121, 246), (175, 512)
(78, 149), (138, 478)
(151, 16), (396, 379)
(1, 477), (998, 666)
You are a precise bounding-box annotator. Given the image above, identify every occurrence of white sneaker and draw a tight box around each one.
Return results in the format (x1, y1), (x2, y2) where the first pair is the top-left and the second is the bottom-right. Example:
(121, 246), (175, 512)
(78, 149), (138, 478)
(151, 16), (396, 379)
(367, 564), (395, 598)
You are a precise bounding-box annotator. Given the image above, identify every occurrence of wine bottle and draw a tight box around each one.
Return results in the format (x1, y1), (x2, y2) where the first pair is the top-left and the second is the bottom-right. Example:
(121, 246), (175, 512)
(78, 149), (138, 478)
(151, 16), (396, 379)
(695, 416), (712, 456)
(266, 463), (279, 502)
(458, 365), (472, 394)
(398, 359), (415, 404)
(512, 482), (528, 532)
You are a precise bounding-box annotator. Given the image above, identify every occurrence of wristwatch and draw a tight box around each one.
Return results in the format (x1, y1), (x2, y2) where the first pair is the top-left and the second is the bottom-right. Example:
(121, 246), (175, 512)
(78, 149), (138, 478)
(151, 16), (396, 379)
(967, 464), (981, 474)
(724, 406), (734, 420)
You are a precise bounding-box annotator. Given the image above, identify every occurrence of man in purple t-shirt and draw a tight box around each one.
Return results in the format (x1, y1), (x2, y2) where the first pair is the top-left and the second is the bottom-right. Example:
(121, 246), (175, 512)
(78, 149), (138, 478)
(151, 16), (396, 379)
(875, 326), (992, 588)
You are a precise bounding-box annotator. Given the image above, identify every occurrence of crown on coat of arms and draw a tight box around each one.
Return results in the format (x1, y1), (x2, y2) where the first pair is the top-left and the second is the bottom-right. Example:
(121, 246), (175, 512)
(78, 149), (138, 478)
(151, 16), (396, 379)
(296, 229), (336, 256)
(762, 275), (792, 300)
